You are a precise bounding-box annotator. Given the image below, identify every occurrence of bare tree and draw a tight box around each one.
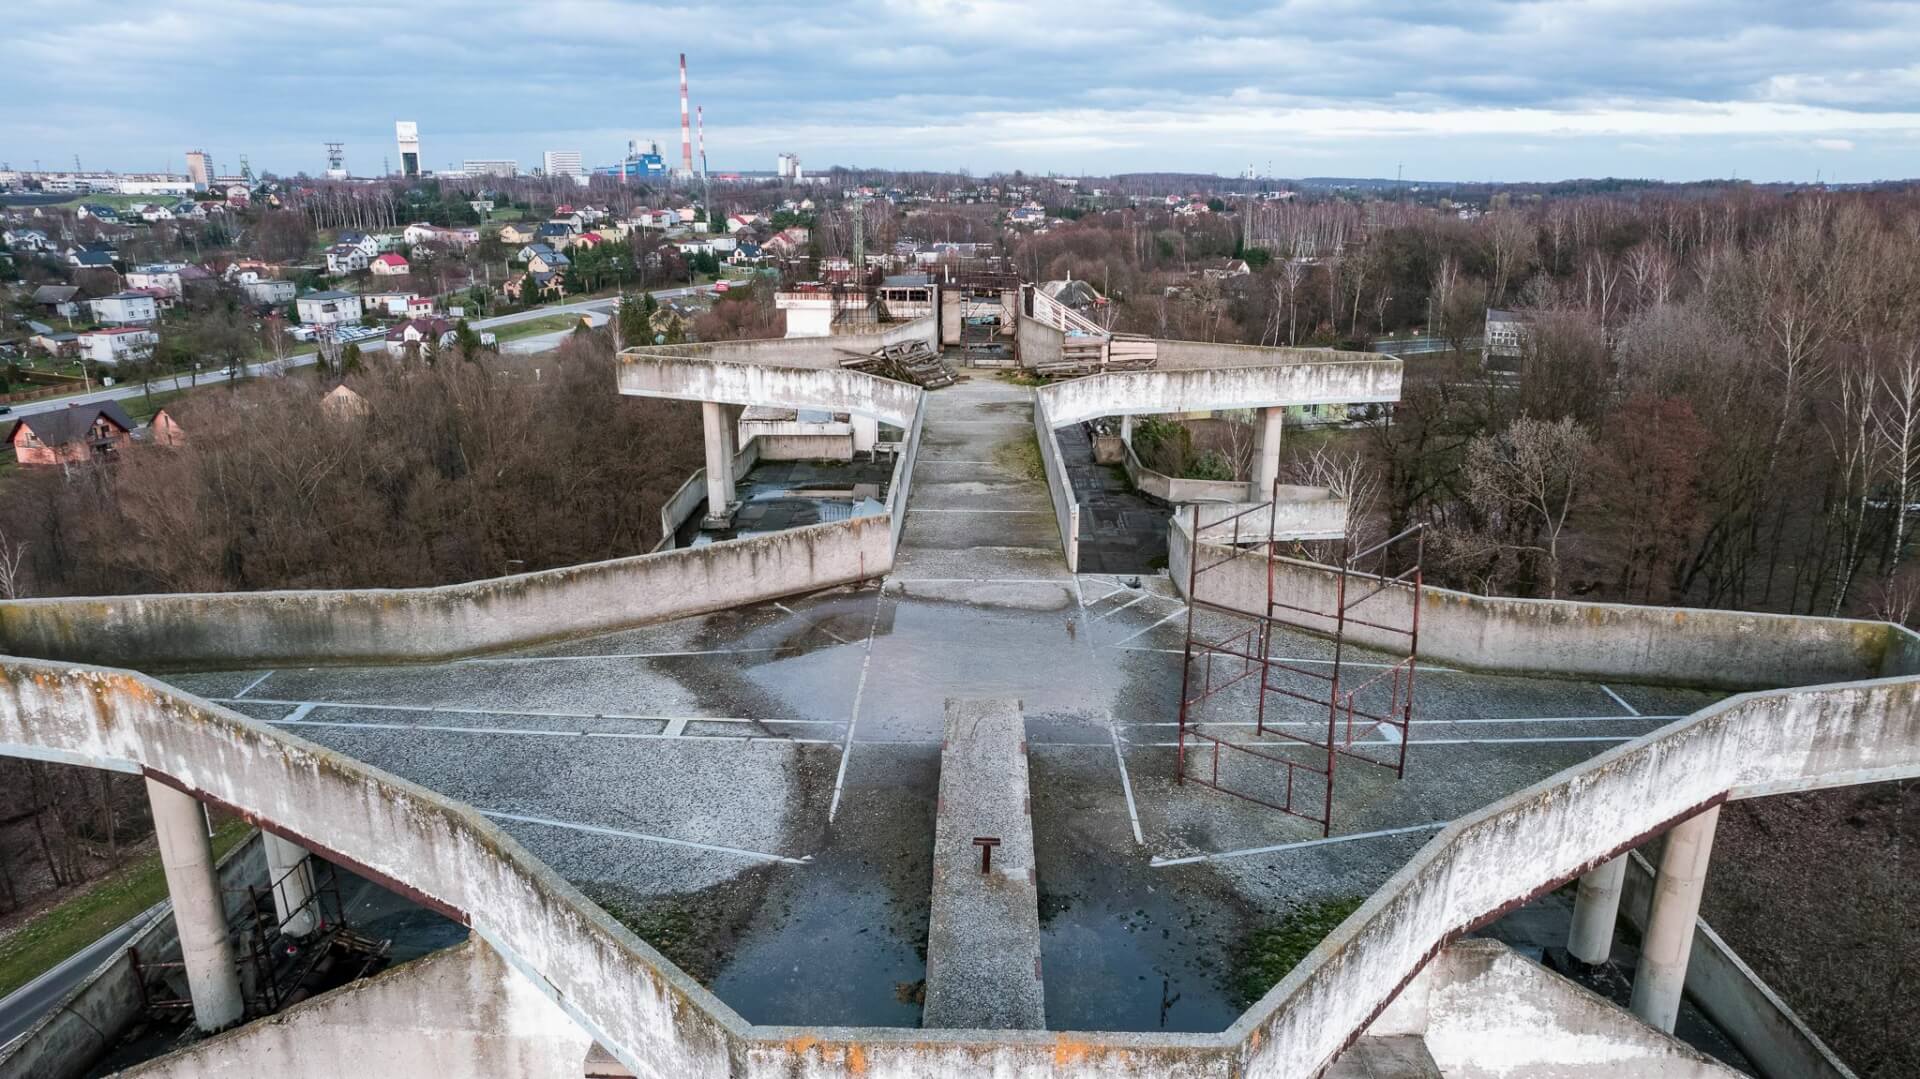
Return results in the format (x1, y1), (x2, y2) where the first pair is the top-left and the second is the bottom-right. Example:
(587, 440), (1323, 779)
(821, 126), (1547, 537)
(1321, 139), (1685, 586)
(0, 527), (28, 600)
(1457, 416), (1594, 598)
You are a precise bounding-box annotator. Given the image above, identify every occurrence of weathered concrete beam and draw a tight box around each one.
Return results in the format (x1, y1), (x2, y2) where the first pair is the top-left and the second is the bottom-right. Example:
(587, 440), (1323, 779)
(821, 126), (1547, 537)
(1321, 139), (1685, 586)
(1036, 358), (1401, 428)
(618, 354), (922, 428)
(923, 698), (1045, 1031)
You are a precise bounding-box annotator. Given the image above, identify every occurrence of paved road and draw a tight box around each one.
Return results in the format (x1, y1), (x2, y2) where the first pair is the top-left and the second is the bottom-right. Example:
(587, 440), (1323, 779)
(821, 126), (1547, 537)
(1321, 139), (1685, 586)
(7, 284), (716, 420)
(0, 901), (164, 1050)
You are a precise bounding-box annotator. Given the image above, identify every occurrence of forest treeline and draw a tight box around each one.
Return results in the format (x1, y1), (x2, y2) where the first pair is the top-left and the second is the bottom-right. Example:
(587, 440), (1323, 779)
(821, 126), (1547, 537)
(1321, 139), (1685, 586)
(0, 332), (704, 596)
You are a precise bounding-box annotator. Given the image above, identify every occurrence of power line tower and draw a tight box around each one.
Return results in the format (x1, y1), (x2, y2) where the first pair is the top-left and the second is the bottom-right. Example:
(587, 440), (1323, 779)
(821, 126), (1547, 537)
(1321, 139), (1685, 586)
(851, 194), (866, 283)
(325, 143), (347, 180)
(239, 154), (255, 185)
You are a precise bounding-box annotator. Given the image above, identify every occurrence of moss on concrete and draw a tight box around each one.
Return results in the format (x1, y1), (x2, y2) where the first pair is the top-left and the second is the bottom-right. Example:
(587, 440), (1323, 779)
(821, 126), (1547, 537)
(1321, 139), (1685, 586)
(1234, 896), (1365, 1005)
(993, 436), (1046, 482)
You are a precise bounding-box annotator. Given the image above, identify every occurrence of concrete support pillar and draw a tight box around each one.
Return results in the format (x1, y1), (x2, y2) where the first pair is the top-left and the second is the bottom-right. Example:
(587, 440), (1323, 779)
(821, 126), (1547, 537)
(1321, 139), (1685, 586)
(1630, 805), (1721, 1032)
(701, 400), (735, 524)
(263, 833), (319, 937)
(851, 413), (879, 456)
(1567, 855), (1627, 964)
(1252, 406), (1283, 499)
(146, 780), (243, 1032)
(1119, 413), (1134, 444)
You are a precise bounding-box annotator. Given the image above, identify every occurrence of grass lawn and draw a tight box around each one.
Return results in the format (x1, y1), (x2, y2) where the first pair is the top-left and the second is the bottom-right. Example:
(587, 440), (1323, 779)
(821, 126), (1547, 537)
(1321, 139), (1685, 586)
(490, 313), (588, 343)
(0, 819), (254, 998)
(121, 387), (187, 424)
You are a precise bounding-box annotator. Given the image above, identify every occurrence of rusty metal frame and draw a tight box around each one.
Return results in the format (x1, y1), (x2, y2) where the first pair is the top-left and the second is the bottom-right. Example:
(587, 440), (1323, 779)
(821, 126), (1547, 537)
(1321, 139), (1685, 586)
(1175, 482), (1425, 836)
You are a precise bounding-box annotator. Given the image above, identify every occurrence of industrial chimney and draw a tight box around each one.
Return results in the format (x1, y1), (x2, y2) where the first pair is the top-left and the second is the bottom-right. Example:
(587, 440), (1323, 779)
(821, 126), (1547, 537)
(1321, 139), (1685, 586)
(679, 53), (693, 177)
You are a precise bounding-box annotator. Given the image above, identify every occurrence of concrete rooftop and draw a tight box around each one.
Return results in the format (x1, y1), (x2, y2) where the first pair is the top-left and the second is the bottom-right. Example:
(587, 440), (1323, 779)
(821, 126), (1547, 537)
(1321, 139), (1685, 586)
(161, 374), (1726, 1037)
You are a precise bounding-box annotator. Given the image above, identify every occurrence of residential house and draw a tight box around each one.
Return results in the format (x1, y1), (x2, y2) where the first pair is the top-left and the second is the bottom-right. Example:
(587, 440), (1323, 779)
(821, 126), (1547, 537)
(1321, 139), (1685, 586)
(724, 213), (759, 234)
(498, 222), (539, 245)
(90, 291), (160, 326)
(369, 253), (411, 276)
(728, 241), (765, 267)
(526, 248), (571, 276)
(629, 209), (677, 231)
(238, 278), (296, 306)
(505, 271), (561, 303)
(295, 290), (365, 326)
(320, 384), (369, 420)
(515, 243), (553, 264)
(534, 222), (574, 245)
(1200, 258), (1251, 280)
(125, 264), (213, 298)
(145, 407), (186, 446)
(31, 331), (79, 358)
(76, 326), (159, 366)
(77, 204), (121, 223)
(325, 244), (370, 275)
(570, 231), (606, 250)
(67, 248), (116, 271)
(7, 401), (138, 466)
(548, 211), (585, 231)
(361, 290), (412, 318)
(761, 227), (810, 258)
(2, 228), (51, 252)
(335, 233), (381, 258)
(385, 317), (456, 358)
(31, 285), (82, 319)
(402, 223), (479, 249)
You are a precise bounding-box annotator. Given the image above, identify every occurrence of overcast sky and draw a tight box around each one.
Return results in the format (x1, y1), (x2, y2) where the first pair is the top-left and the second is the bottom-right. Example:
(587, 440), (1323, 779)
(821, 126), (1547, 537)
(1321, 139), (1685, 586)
(6, 0), (1918, 183)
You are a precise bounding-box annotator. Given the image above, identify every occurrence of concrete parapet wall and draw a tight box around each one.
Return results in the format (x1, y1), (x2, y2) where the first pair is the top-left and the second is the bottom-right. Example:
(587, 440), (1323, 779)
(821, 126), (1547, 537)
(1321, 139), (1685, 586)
(1015, 314), (1064, 368)
(1036, 360), (1401, 428)
(1032, 391), (1080, 572)
(1190, 493), (1348, 543)
(0, 651), (1915, 1076)
(0, 515), (894, 670)
(1363, 939), (1739, 1077)
(1123, 440), (1254, 504)
(1170, 513), (1920, 690)
(1617, 852), (1856, 1079)
(888, 392), (925, 554)
(1152, 338), (1383, 372)
(1230, 675), (1920, 1078)
(116, 939), (592, 1079)
(619, 354), (922, 428)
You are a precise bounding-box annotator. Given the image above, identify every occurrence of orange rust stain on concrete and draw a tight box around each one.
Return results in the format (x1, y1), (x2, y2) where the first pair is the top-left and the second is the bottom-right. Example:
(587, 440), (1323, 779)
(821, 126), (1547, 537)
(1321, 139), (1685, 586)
(784, 1035), (820, 1057)
(847, 1044), (868, 1074)
(1053, 1035), (1094, 1065)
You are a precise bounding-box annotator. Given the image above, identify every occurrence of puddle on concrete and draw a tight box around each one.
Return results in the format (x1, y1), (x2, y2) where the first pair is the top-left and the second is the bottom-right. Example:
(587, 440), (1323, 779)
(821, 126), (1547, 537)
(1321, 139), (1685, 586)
(1038, 875), (1245, 1033)
(708, 862), (927, 1027)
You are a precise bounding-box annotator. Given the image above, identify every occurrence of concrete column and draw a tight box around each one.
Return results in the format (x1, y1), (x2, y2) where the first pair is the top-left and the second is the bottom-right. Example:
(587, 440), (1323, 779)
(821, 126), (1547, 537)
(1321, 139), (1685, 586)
(701, 400), (735, 523)
(1119, 413), (1134, 443)
(851, 413), (878, 456)
(1630, 805), (1721, 1032)
(1252, 406), (1284, 499)
(1567, 855), (1627, 964)
(146, 780), (243, 1032)
(263, 833), (319, 937)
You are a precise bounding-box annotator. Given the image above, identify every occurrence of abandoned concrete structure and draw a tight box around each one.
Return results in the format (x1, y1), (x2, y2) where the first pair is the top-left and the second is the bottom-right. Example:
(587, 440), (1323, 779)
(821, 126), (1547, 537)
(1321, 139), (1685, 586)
(0, 288), (1910, 1079)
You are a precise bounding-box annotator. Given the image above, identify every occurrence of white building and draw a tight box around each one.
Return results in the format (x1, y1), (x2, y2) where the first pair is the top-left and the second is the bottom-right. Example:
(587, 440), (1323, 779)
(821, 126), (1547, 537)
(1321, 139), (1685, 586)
(89, 292), (160, 326)
(396, 121), (421, 178)
(76, 327), (159, 366)
(239, 278), (296, 306)
(295, 290), (365, 326)
(462, 160), (518, 178)
(1485, 308), (1528, 364)
(777, 152), (802, 181)
(543, 150), (583, 178)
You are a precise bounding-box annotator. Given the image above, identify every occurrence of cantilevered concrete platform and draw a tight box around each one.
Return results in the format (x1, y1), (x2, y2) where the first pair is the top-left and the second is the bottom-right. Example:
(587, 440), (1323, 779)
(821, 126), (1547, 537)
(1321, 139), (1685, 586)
(923, 698), (1045, 1030)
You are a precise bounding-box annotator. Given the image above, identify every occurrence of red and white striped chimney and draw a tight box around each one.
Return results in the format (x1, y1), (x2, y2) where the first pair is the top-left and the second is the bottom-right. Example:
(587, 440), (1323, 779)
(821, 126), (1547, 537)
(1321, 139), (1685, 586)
(678, 53), (693, 176)
(697, 105), (706, 176)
